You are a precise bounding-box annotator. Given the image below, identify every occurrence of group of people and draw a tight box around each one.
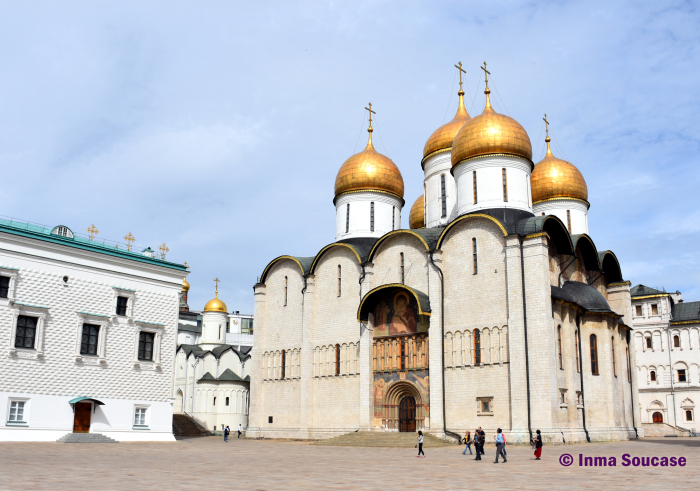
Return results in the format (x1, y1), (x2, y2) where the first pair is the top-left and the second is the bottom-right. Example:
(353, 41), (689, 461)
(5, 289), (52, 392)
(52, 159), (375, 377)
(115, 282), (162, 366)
(452, 428), (543, 462)
(223, 424), (243, 442)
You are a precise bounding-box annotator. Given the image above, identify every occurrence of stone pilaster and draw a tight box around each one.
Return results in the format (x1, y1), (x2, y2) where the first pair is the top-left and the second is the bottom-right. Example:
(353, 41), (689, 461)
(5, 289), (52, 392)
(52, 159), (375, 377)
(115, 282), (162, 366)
(299, 275), (315, 438)
(427, 250), (444, 434)
(247, 283), (266, 437)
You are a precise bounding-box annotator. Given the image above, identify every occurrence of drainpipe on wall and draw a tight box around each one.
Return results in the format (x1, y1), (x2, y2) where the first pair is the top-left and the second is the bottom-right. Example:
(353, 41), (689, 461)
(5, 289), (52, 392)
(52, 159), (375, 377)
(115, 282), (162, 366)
(576, 312), (591, 442)
(519, 239), (533, 443)
(666, 315), (677, 427)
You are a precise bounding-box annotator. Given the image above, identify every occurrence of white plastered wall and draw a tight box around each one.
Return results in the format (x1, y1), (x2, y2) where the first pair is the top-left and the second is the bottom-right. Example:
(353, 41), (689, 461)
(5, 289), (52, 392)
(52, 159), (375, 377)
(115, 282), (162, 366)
(533, 198), (589, 235)
(423, 151), (457, 228)
(335, 191), (403, 241)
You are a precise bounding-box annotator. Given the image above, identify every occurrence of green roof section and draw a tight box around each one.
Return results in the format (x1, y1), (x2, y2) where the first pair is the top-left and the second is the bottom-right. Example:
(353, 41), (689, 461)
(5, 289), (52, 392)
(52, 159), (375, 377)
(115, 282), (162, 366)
(77, 311), (111, 318)
(672, 301), (700, 323)
(0, 217), (187, 272)
(136, 320), (165, 327)
(13, 302), (50, 309)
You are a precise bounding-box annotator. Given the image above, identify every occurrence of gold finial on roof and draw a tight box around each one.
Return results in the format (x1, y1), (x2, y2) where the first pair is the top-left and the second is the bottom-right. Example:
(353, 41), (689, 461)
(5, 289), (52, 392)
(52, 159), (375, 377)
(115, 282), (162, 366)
(543, 113), (552, 154)
(158, 243), (169, 260)
(362, 102), (377, 150)
(124, 232), (135, 251)
(454, 61), (466, 95)
(184, 261), (189, 269)
(86, 224), (99, 241)
(480, 61), (492, 109)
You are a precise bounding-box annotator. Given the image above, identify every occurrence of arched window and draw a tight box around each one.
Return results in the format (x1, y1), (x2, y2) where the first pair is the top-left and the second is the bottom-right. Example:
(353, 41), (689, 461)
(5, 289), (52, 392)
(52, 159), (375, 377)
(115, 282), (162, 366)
(392, 206), (396, 230)
(226, 397), (230, 406)
(566, 210), (572, 233)
(335, 344), (341, 376)
(646, 337), (652, 349)
(370, 202), (375, 232)
(674, 335), (680, 348)
(337, 265), (341, 297)
(213, 397), (216, 406)
(590, 334), (599, 375)
(474, 329), (481, 365)
(441, 174), (447, 217)
(611, 337), (616, 377)
(575, 329), (580, 372)
(650, 370), (656, 382)
(626, 347), (630, 382)
(400, 253), (405, 284)
(346, 203), (350, 233)
(473, 171), (478, 204)
(502, 168), (508, 202)
(686, 410), (693, 422)
(472, 238), (478, 274)
(284, 276), (288, 306)
(281, 350), (286, 380)
(557, 325), (563, 369)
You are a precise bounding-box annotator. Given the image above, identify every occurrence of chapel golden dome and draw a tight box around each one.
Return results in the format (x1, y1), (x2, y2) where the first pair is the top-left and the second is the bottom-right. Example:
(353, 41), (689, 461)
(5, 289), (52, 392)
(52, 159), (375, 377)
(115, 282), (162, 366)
(451, 87), (532, 167)
(182, 277), (190, 292)
(531, 135), (588, 203)
(203, 279), (228, 313)
(334, 109), (404, 200)
(409, 195), (425, 229)
(423, 86), (471, 161)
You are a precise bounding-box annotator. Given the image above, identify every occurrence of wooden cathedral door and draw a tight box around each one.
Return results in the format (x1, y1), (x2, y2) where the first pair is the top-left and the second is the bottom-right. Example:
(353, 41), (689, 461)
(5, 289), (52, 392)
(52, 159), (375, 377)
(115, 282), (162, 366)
(399, 396), (416, 432)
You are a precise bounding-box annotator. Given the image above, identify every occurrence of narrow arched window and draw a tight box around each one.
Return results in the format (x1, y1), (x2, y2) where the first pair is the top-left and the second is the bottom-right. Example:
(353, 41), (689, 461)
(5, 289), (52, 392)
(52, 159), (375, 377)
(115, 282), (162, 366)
(590, 334), (599, 375)
(284, 276), (288, 306)
(567, 210), (572, 233)
(370, 202), (375, 232)
(526, 175), (531, 207)
(441, 174), (447, 217)
(646, 337), (652, 349)
(626, 347), (630, 382)
(338, 265), (341, 297)
(611, 337), (616, 377)
(281, 350), (286, 380)
(674, 335), (680, 348)
(502, 168), (508, 202)
(473, 171), (478, 204)
(400, 338), (406, 370)
(474, 329), (481, 365)
(392, 206), (396, 230)
(557, 326), (563, 369)
(650, 370), (656, 382)
(225, 397), (230, 406)
(213, 397), (216, 406)
(400, 252), (405, 284)
(335, 344), (341, 376)
(575, 329), (580, 373)
(472, 238), (478, 274)
(346, 203), (350, 233)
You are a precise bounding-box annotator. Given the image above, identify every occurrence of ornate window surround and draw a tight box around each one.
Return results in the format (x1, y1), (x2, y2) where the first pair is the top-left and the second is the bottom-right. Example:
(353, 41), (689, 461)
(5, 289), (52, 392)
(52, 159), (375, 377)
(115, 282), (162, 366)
(133, 320), (165, 370)
(0, 265), (20, 306)
(112, 286), (136, 319)
(476, 396), (494, 416)
(559, 388), (569, 408)
(8, 302), (49, 360)
(74, 312), (111, 365)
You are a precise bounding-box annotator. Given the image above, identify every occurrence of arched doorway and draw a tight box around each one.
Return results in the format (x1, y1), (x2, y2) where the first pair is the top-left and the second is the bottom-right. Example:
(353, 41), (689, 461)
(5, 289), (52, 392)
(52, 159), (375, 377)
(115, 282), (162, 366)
(174, 389), (183, 413)
(399, 396), (416, 432)
(652, 412), (663, 423)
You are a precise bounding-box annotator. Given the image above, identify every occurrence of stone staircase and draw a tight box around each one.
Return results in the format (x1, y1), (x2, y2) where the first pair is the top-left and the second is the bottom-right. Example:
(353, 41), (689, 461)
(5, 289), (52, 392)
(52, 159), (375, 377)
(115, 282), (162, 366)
(172, 413), (210, 437)
(57, 433), (118, 443)
(642, 423), (691, 437)
(313, 431), (455, 448)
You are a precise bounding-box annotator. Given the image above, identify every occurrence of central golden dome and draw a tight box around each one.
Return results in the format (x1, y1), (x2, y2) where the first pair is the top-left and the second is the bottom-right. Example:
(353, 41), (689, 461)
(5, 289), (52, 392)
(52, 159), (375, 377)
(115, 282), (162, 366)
(452, 89), (532, 167)
(409, 194), (425, 229)
(334, 129), (404, 200)
(531, 137), (588, 203)
(423, 90), (471, 161)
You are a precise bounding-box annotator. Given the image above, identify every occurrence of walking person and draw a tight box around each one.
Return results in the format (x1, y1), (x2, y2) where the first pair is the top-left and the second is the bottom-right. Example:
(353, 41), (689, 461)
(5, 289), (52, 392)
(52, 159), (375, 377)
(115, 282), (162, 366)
(416, 431), (425, 457)
(462, 430), (473, 455)
(224, 425), (230, 443)
(479, 427), (486, 455)
(493, 428), (507, 463)
(533, 429), (543, 460)
(474, 428), (484, 460)
(238, 423), (242, 439)
(502, 431), (507, 458)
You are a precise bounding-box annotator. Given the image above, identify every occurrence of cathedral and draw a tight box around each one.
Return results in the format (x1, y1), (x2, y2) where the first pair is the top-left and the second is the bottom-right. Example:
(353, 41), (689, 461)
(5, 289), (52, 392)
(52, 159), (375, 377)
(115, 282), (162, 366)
(247, 64), (640, 443)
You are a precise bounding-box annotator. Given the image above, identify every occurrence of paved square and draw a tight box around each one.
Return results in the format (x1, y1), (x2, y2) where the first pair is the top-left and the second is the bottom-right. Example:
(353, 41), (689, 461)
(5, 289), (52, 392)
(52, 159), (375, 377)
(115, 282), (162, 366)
(0, 437), (698, 490)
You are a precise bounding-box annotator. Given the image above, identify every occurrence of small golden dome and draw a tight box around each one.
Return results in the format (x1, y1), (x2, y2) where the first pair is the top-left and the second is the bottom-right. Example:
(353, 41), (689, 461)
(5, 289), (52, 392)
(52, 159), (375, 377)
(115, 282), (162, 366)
(423, 90), (471, 160)
(182, 277), (190, 292)
(334, 128), (404, 200)
(409, 195), (425, 229)
(452, 89), (532, 167)
(204, 296), (228, 313)
(531, 137), (588, 203)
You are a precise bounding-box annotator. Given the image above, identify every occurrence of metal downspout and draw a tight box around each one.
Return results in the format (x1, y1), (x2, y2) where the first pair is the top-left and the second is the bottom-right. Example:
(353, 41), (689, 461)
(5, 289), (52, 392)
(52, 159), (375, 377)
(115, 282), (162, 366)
(576, 312), (590, 442)
(519, 239), (533, 442)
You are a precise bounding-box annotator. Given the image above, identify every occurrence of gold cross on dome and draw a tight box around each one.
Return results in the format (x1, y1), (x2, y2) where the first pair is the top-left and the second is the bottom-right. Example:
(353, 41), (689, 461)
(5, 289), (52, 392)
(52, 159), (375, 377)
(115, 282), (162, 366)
(86, 224), (99, 241)
(124, 232), (135, 251)
(543, 113), (550, 137)
(365, 102), (376, 128)
(158, 243), (169, 260)
(184, 261), (189, 269)
(454, 61), (466, 91)
(214, 277), (220, 295)
(481, 61), (490, 89)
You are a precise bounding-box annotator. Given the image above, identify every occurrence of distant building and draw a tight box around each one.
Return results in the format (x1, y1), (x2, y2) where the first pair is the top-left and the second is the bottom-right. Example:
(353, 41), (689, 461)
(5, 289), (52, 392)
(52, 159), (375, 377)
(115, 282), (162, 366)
(631, 285), (700, 434)
(0, 218), (186, 441)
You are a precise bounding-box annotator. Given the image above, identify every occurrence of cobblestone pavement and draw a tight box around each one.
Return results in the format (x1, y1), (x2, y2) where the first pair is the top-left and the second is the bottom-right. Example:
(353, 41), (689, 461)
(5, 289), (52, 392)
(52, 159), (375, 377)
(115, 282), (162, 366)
(0, 437), (698, 490)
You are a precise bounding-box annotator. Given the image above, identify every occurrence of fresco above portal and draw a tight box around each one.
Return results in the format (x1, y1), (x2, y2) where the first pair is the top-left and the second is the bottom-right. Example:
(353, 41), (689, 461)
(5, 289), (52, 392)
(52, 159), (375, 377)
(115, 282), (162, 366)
(373, 289), (429, 337)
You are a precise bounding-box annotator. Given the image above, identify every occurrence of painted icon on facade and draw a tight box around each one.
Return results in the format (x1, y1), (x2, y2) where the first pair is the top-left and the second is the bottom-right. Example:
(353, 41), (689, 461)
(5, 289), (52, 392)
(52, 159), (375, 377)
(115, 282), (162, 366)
(373, 289), (429, 337)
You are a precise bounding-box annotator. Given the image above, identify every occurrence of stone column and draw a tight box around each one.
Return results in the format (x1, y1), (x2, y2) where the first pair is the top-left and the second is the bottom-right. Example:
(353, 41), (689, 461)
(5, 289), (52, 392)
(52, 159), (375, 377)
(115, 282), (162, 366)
(247, 284), (266, 438)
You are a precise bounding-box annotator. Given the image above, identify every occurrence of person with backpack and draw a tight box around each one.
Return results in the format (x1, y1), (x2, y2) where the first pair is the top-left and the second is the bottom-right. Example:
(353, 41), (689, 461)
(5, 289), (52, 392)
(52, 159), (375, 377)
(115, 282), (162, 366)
(533, 429), (543, 460)
(224, 425), (230, 443)
(462, 430), (473, 455)
(474, 428), (485, 460)
(479, 427), (486, 455)
(416, 431), (425, 457)
(493, 428), (507, 463)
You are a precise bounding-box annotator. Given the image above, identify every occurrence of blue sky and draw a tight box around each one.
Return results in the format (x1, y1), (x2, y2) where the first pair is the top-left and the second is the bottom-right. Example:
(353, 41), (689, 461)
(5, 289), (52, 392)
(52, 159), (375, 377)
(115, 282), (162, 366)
(1, 1), (699, 313)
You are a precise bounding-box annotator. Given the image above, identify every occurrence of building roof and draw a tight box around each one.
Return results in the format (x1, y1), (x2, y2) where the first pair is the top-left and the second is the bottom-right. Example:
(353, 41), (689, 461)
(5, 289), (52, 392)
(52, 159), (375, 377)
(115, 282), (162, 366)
(177, 344), (251, 362)
(672, 301), (700, 324)
(0, 218), (186, 271)
(177, 323), (201, 334)
(630, 284), (667, 298)
(551, 281), (617, 315)
(197, 368), (248, 384)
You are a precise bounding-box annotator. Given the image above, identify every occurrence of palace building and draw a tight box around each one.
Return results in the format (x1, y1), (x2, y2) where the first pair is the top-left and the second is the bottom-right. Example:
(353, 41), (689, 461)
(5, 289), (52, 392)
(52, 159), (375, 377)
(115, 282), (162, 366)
(247, 64), (640, 443)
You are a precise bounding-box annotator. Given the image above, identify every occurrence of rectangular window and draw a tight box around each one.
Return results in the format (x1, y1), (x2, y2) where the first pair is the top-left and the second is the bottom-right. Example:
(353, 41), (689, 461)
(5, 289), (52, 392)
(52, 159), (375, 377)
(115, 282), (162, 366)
(575, 330), (580, 373)
(138, 332), (155, 361)
(116, 296), (128, 316)
(0, 276), (9, 298)
(686, 410), (693, 422)
(335, 345), (341, 376)
(635, 305), (642, 316)
(400, 253), (405, 284)
(281, 350), (286, 380)
(370, 202), (375, 232)
(392, 206), (395, 230)
(400, 338), (406, 370)
(472, 238), (478, 274)
(626, 347), (631, 382)
(134, 407), (147, 427)
(678, 369), (687, 383)
(474, 329), (481, 365)
(284, 276), (288, 306)
(651, 304), (658, 315)
(441, 174), (447, 217)
(337, 265), (341, 297)
(502, 168), (508, 202)
(80, 324), (100, 355)
(590, 334), (599, 375)
(8, 401), (26, 423)
(346, 204), (350, 233)
(566, 210), (572, 233)
(557, 326), (563, 369)
(482, 401), (489, 412)
(241, 318), (253, 334)
(473, 171), (478, 204)
(15, 315), (37, 349)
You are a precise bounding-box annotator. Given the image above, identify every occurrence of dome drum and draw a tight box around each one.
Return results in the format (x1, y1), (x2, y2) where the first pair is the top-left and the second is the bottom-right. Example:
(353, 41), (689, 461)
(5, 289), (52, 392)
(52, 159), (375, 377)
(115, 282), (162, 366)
(335, 191), (403, 241)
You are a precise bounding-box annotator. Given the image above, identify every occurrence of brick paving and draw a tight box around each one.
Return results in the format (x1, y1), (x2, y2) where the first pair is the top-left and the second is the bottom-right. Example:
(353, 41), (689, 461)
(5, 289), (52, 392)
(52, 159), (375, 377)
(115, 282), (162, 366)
(0, 437), (698, 490)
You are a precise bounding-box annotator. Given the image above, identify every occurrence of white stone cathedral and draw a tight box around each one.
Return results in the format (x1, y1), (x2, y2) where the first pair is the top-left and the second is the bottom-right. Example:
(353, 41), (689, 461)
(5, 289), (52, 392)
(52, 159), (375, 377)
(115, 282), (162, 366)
(248, 66), (640, 443)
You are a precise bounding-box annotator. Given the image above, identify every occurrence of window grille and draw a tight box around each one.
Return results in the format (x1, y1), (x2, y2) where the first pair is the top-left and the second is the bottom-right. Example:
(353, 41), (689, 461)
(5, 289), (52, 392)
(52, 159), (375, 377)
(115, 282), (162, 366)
(502, 168), (508, 202)
(575, 329), (580, 372)
(281, 350), (286, 379)
(557, 326), (563, 369)
(346, 203), (350, 233)
(116, 296), (128, 316)
(15, 316), (37, 349)
(335, 344), (341, 376)
(441, 174), (447, 217)
(284, 276), (288, 306)
(370, 202), (375, 232)
(392, 206), (395, 230)
(0, 276), (9, 298)
(338, 265), (341, 297)
(9, 401), (25, 422)
(472, 238), (478, 274)
(134, 407), (147, 426)
(138, 332), (155, 361)
(400, 253), (404, 284)
(474, 329), (481, 365)
(611, 337), (616, 376)
(80, 324), (100, 355)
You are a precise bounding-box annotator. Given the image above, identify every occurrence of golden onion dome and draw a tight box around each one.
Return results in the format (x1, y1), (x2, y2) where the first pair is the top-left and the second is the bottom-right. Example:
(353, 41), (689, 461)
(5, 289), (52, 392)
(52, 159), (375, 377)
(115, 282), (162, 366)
(452, 88), (532, 167)
(334, 126), (404, 200)
(182, 277), (190, 292)
(409, 194), (425, 229)
(531, 137), (588, 203)
(423, 89), (471, 161)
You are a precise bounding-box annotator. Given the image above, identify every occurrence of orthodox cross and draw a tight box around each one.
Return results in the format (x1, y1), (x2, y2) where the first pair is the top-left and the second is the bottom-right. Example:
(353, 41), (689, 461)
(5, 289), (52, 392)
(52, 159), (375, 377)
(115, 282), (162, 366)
(543, 113), (550, 138)
(214, 277), (220, 295)
(124, 232), (135, 251)
(184, 261), (189, 269)
(365, 103), (376, 129)
(454, 61), (466, 91)
(86, 224), (99, 241)
(481, 61), (490, 89)
(158, 243), (169, 260)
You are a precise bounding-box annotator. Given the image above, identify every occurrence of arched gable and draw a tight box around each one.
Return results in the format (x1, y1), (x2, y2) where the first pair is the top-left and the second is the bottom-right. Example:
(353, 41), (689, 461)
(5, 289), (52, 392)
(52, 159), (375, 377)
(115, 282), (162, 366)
(310, 243), (362, 274)
(437, 213), (507, 250)
(259, 255), (313, 284)
(599, 250), (623, 283)
(368, 230), (431, 262)
(516, 215), (574, 255)
(357, 283), (431, 321)
(572, 234), (600, 271)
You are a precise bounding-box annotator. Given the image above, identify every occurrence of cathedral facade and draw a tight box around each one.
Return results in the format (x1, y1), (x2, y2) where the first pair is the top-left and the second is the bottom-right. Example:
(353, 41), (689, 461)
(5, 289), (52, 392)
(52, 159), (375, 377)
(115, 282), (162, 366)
(248, 68), (640, 444)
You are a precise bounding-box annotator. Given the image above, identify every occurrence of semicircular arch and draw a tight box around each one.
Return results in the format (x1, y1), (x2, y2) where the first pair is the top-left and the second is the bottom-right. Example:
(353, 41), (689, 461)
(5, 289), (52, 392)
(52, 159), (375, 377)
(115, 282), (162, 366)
(437, 213), (508, 250)
(368, 230), (431, 262)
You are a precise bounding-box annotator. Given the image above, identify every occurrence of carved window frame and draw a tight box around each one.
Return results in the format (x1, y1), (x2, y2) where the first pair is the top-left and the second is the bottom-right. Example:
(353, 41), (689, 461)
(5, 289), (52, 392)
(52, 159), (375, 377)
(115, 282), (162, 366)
(476, 396), (494, 416)
(133, 321), (164, 370)
(8, 303), (49, 360)
(0, 266), (20, 306)
(74, 312), (110, 364)
(112, 287), (136, 319)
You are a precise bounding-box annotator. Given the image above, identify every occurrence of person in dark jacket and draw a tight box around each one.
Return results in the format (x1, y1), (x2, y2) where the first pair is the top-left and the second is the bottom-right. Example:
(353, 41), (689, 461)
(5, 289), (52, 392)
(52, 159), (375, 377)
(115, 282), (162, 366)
(224, 426), (230, 443)
(533, 429), (543, 460)
(474, 428), (485, 460)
